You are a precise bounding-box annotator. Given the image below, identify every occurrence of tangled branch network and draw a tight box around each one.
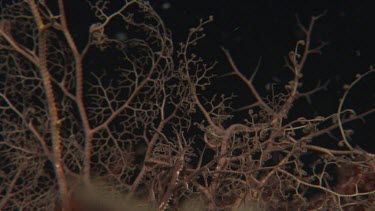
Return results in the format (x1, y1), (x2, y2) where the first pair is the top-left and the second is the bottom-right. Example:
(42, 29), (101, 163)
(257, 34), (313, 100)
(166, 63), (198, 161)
(0, 1), (374, 210)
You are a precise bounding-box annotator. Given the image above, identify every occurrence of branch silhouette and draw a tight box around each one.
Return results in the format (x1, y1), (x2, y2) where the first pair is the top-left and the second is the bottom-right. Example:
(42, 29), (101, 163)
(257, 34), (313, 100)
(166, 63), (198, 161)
(0, 1), (374, 210)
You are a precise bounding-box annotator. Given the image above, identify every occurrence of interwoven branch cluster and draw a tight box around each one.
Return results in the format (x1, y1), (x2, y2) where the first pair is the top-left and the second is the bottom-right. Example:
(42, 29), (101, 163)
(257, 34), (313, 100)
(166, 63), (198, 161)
(0, 1), (374, 210)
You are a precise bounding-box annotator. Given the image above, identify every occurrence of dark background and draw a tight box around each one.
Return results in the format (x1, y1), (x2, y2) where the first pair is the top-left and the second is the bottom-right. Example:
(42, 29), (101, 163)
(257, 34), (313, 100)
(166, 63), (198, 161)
(63, 0), (375, 151)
